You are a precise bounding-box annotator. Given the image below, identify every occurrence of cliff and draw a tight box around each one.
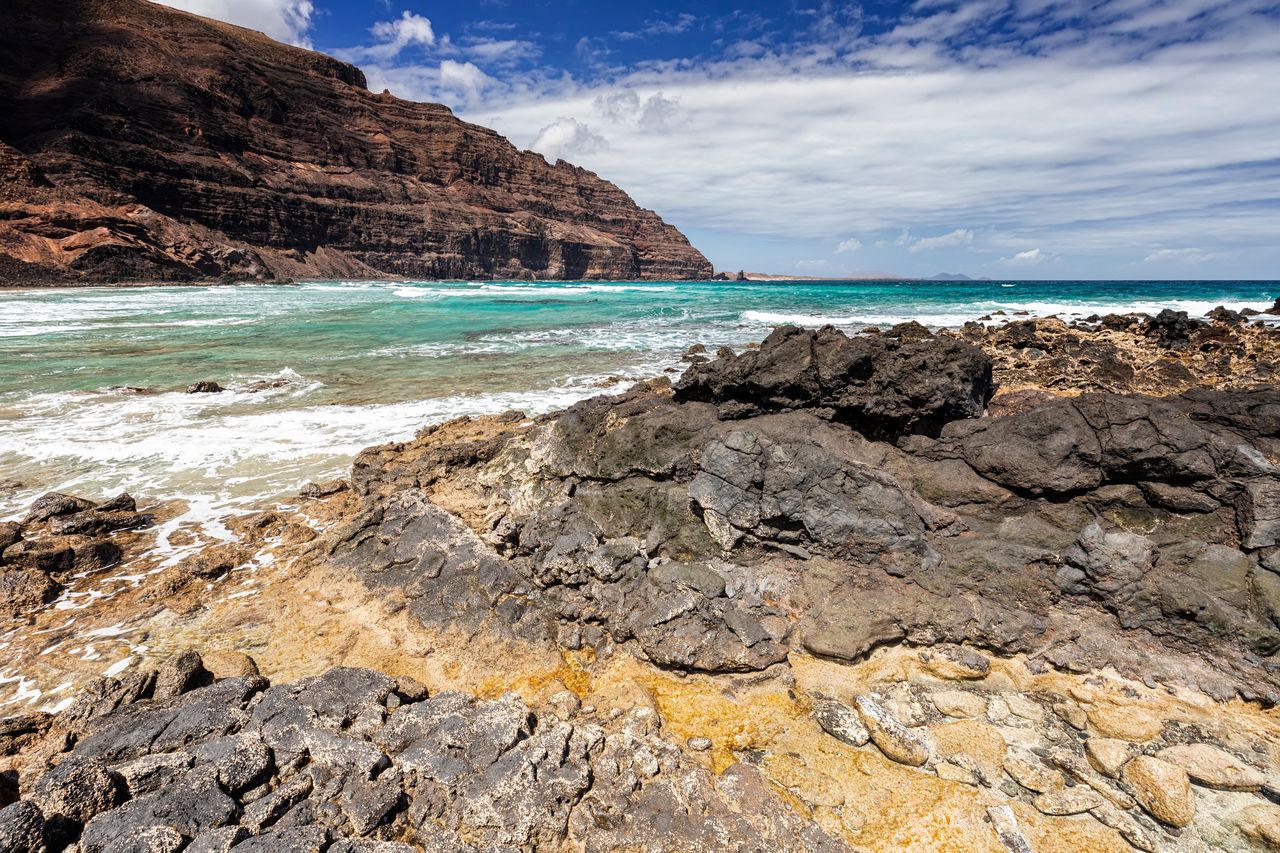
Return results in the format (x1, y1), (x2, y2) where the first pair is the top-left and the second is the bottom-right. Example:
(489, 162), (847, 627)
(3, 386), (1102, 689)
(0, 0), (712, 285)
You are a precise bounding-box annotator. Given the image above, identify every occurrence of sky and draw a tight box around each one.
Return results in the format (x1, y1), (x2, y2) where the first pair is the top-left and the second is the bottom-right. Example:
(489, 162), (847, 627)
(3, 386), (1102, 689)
(157, 0), (1280, 279)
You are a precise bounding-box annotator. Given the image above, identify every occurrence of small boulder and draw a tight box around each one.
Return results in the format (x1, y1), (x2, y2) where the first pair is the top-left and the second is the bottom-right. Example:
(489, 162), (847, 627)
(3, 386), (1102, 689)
(1033, 787), (1105, 815)
(1086, 704), (1163, 743)
(299, 479), (349, 499)
(854, 696), (928, 767)
(931, 690), (987, 719)
(152, 649), (213, 701)
(201, 650), (259, 680)
(31, 756), (125, 845)
(1156, 743), (1265, 791)
(1239, 803), (1280, 848)
(1053, 701), (1087, 730)
(1122, 755), (1196, 827)
(0, 800), (43, 853)
(1085, 737), (1136, 778)
(0, 568), (63, 618)
(24, 492), (95, 524)
(48, 538), (122, 572)
(96, 492), (137, 513)
(1004, 751), (1063, 793)
(0, 521), (21, 554)
(813, 698), (869, 747)
(185, 381), (224, 394)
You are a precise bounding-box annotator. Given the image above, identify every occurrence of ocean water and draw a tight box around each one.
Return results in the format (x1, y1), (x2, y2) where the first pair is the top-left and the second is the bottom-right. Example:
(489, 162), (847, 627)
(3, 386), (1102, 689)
(1, 278), (1277, 533)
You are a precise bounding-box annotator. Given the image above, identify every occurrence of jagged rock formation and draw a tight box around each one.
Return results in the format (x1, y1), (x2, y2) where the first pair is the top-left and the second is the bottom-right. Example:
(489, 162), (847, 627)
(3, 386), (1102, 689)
(0, 657), (845, 852)
(0, 0), (712, 285)
(334, 323), (1280, 702)
(966, 311), (1280, 396)
(5, 316), (1280, 851)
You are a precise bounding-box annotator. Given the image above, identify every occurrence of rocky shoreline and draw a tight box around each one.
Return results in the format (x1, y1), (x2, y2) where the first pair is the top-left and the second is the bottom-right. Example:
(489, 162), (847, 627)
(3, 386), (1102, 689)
(4, 311), (1280, 851)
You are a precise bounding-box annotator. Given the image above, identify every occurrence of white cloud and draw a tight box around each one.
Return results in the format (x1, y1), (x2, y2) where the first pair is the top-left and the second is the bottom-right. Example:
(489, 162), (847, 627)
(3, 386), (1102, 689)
(835, 238), (863, 253)
(530, 118), (608, 163)
(344, 10), (436, 62)
(1000, 247), (1056, 266)
(796, 259), (828, 269)
(463, 39), (540, 65)
(1144, 248), (1214, 264)
(438, 60), (494, 105)
(155, 0), (315, 46)
(614, 13), (699, 40)
(163, 0), (1280, 275)
(638, 94), (681, 131)
(908, 229), (975, 253)
(428, 0), (1280, 274)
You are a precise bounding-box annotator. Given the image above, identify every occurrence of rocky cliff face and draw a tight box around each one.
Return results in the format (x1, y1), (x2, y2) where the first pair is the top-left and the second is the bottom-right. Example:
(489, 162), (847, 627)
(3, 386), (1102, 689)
(0, 0), (712, 285)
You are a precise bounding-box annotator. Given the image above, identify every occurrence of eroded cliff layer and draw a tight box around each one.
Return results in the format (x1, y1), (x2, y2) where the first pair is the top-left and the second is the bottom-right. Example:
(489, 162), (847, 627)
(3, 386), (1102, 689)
(0, 0), (712, 285)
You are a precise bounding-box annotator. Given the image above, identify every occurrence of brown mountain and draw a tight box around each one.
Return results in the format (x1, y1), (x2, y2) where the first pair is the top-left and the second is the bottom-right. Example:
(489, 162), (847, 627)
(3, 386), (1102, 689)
(0, 0), (712, 286)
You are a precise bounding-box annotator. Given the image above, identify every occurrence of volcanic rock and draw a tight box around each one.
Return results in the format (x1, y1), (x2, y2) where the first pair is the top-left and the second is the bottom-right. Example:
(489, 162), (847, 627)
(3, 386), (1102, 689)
(5, 664), (847, 852)
(0, 569), (64, 619)
(673, 325), (994, 438)
(186, 382), (225, 394)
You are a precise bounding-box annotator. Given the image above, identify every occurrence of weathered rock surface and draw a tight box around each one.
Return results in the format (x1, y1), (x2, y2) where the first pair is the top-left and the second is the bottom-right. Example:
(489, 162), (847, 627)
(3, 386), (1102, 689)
(2, 656), (847, 852)
(320, 327), (1280, 705)
(7, 321), (1280, 851)
(966, 314), (1280, 395)
(0, 0), (710, 285)
(1122, 755), (1196, 827)
(1155, 743), (1266, 791)
(0, 491), (153, 622)
(673, 325), (994, 438)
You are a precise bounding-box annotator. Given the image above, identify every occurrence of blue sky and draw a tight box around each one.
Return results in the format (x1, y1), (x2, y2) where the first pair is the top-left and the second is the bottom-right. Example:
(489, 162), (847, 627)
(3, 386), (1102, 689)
(162, 0), (1280, 278)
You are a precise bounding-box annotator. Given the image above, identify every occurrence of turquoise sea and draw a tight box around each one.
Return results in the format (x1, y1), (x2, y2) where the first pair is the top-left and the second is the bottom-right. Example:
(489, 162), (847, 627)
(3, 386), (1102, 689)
(1, 278), (1277, 534)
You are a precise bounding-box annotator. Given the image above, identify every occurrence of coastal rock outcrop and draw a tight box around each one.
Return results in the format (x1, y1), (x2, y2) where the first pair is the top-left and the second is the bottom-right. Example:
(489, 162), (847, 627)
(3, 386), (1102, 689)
(6, 316), (1280, 852)
(327, 324), (1280, 703)
(673, 324), (995, 438)
(0, 0), (711, 285)
(0, 655), (846, 852)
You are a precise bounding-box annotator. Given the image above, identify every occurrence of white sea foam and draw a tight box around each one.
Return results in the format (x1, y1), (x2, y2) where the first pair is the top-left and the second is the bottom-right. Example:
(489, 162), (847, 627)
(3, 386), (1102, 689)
(741, 299), (1276, 329)
(0, 362), (678, 546)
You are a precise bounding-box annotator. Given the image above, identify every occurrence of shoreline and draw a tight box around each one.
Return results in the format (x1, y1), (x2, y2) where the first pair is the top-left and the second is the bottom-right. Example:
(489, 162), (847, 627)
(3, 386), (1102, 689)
(4, 311), (1280, 849)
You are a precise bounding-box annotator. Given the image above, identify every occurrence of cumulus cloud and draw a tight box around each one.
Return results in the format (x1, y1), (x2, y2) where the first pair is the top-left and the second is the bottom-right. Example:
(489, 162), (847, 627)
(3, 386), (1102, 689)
(435, 0), (1280, 275)
(438, 60), (494, 105)
(530, 118), (609, 163)
(341, 10), (436, 62)
(638, 94), (680, 131)
(155, 0), (315, 46)
(1000, 248), (1056, 266)
(835, 238), (862, 253)
(908, 229), (975, 253)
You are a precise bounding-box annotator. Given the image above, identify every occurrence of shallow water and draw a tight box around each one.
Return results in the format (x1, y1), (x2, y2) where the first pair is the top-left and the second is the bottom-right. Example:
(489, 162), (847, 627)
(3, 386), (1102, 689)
(1, 278), (1277, 529)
